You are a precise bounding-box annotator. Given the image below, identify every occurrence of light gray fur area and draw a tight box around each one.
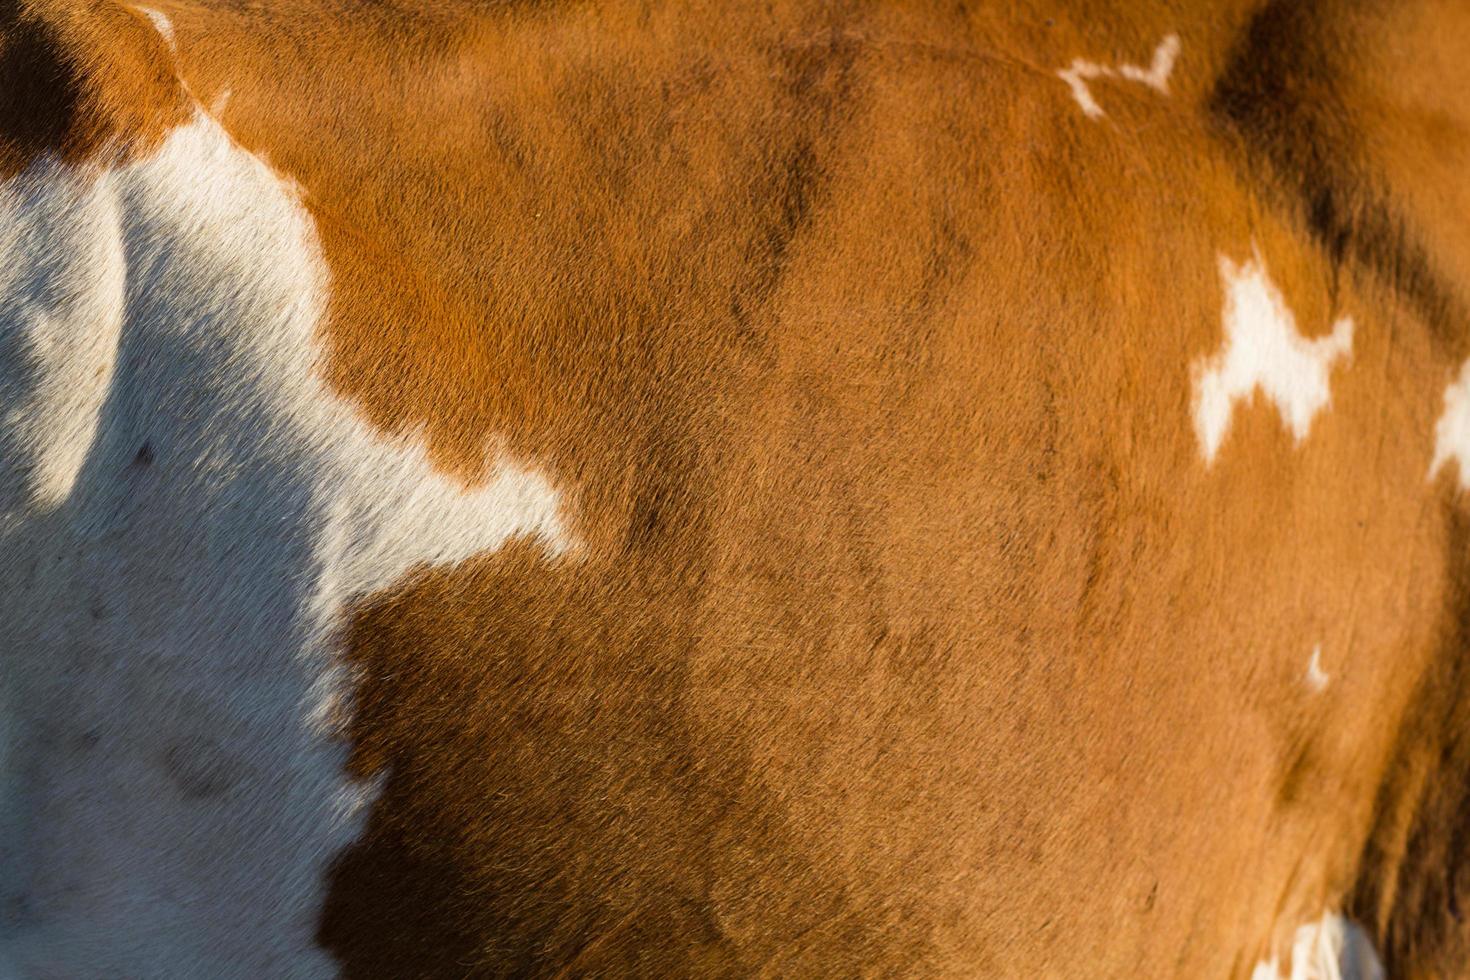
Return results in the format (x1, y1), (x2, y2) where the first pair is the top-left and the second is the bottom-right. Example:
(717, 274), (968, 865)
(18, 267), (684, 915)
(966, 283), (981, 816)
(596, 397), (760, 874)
(1339, 918), (1385, 980)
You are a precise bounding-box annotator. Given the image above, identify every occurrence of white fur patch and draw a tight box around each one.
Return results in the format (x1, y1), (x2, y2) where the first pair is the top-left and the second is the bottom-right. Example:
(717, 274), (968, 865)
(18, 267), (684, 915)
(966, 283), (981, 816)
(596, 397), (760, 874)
(1305, 646), (1329, 692)
(1057, 34), (1180, 120)
(132, 6), (175, 48)
(0, 112), (570, 976)
(1250, 912), (1384, 980)
(1429, 358), (1470, 490)
(1192, 250), (1353, 465)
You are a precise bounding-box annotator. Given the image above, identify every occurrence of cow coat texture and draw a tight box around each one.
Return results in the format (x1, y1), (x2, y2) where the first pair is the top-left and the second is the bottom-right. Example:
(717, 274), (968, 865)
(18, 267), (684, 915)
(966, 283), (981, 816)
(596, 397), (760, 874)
(1, 0), (1469, 977)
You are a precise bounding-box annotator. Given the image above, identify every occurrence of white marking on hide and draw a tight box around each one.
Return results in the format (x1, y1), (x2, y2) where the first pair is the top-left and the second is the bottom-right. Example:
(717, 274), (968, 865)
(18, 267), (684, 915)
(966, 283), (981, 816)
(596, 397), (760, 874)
(0, 112), (571, 977)
(1120, 34), (1180, 93)
(1429, 359), (1470, 490)
(132, 6), (175, 48)
(1057, 33), (1180, 120)
(1058, 59), (1109, 119)
(1192, 249), (1353, 465)
(0, 169), (126, 510)
(1306, 646), (1329, 692)
(1250, 912), (1384, 980)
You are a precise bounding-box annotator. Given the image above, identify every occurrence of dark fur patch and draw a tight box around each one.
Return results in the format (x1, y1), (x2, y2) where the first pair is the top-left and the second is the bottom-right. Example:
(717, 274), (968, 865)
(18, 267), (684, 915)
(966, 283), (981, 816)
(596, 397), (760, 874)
(0, 2), (187, 175)
(1347, 505), (1470, 975)
(1209, 0), (1468, 357)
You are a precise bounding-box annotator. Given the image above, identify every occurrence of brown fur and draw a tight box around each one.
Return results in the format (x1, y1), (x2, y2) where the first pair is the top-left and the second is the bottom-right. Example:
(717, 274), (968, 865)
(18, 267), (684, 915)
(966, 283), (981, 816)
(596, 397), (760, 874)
(0, 1), (185, 175)
(10, 0), (1470, 975)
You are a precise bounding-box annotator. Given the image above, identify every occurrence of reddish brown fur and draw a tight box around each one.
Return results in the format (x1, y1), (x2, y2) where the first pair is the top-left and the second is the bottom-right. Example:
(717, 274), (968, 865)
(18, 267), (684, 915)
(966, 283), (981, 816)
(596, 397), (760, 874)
(10, 0), (1470, 975)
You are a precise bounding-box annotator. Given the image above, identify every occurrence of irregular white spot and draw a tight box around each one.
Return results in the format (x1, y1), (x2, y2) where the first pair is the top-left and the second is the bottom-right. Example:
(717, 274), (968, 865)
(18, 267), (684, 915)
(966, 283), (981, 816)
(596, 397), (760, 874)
(1057, 33), (1180, 119)
(1251, 912), (1383, 980)
(0, 112), (571, 976)
(210, 87), (233, 116)
(1119, 34), (1180, 93)
(1192, 249), (1353, 465)
(132, 6), (175, 48)
(1058, 58), (1110, 119)
(1306, 645), (1329, 692)
(1429, 359), (1470, 490)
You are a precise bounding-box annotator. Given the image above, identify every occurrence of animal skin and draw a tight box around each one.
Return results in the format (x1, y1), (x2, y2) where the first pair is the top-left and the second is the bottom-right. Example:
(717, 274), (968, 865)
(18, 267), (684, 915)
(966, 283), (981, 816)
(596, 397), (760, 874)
(1, 1), (1468, 977)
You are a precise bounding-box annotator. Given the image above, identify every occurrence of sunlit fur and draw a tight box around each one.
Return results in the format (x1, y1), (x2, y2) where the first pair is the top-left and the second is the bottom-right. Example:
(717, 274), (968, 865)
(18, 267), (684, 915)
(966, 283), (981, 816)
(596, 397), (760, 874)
(3, 0), (1470, 976)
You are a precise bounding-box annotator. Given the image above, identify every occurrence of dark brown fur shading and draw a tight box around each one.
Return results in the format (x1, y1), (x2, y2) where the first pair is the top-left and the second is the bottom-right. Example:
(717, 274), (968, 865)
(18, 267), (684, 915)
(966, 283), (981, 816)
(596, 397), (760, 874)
(1348, 504), (1470, 977)
(0, 1), (186, 176)
(18, 0), (1470, 975)
(1209, 0), (1470, 358)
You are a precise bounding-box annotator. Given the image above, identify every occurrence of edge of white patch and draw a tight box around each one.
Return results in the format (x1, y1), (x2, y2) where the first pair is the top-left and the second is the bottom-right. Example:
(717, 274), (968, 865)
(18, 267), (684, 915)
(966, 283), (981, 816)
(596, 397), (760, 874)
(1250, 912), (1384, 980)
(0, 110), (572, 976)
(1429, 358), (1470, 490)
(132, 6), (175, 48)
(1306, 645), (1329, 692)
(1192, 248), (1353, 465)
